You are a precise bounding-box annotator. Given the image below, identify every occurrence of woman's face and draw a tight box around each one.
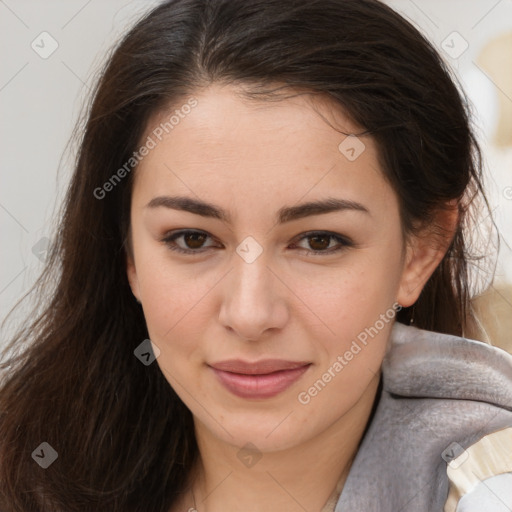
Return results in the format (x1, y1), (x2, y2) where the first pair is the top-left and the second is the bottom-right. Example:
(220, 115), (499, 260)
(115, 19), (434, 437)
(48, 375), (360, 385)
(127, 84), (429, 452)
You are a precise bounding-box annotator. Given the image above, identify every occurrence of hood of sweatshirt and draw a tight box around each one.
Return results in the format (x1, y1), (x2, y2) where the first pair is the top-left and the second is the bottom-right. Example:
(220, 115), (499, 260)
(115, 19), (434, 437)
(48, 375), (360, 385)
(383, 322), (512, 409)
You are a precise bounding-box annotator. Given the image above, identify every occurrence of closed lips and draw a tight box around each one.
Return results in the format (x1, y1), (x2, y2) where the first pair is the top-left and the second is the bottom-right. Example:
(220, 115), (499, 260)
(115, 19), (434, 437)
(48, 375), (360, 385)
(209, 359), (312, 399)
(209, 359), (311, 374)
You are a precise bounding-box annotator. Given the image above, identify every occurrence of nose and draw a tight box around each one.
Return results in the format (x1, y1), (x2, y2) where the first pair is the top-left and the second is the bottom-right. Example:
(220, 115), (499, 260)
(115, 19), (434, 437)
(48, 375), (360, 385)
(218, 253), (289, 341)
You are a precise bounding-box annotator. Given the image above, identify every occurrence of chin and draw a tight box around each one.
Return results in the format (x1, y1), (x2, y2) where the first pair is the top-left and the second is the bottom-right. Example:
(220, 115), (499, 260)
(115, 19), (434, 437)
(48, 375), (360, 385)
(196, 404), (319, 453)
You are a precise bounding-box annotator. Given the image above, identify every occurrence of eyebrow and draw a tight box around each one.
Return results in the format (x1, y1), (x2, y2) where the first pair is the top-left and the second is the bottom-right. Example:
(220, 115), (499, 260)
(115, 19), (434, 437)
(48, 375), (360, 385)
(145, 195), (370, 224)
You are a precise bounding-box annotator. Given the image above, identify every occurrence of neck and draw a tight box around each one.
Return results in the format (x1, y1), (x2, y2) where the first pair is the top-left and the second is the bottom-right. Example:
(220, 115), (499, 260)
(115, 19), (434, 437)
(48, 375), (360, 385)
(184, 373), (381, 512)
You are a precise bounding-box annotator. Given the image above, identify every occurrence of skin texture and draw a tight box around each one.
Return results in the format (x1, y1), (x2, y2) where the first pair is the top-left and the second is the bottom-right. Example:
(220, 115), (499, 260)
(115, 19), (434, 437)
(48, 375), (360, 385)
(126, 84), (451, 512)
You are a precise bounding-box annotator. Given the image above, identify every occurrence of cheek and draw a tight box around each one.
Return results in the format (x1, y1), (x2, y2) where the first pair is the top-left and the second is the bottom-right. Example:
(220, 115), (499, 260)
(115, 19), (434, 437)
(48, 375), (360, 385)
(137, 264), (214, 393)
(294, 252), (402, 345)
(291, 258), (401, 410)
(291, 252), (402, 412)
(133, 245), (211, 353)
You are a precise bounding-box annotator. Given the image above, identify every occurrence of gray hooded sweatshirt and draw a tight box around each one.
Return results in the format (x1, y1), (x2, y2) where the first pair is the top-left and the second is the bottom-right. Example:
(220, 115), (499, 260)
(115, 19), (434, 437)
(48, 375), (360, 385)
(334, 322), (512, 511)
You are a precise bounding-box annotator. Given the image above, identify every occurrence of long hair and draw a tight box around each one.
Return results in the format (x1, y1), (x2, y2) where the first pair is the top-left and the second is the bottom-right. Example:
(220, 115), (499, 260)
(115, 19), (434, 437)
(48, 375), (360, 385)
(0, 0), (491, 510)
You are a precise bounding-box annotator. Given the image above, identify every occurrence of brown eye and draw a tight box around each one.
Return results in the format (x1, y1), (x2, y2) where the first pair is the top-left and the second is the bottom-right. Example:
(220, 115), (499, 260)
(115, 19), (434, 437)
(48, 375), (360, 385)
(182, 232), (207, 249)
(307, 234), (331, 251)
(292, 231), (353, 256)
(161, 230), (217, 254)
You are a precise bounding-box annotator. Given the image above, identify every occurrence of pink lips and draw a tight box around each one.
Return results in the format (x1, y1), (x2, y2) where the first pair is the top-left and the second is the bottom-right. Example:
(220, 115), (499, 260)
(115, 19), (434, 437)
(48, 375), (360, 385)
(209, 359), (311, 399)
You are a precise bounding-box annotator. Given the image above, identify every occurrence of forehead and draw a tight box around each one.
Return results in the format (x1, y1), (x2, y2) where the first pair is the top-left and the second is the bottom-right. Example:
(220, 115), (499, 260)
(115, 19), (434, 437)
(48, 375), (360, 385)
(143, 84), (364, 161)
(132, 83), (394, 218)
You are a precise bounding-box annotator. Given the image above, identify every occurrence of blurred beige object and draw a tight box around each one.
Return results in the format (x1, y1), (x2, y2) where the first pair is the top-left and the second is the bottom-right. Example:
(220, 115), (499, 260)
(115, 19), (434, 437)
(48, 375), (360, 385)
(477, 31), (512, 147)
(467, 32), (512, 354)
(467, 284), (512, 354)
(444, 427), (512, 512)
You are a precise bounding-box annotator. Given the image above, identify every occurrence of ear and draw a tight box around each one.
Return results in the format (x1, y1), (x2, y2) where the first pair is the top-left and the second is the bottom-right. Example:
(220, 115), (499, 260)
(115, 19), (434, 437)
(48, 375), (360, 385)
(125, 233), (141, 303)
(397, 202), (459, 307)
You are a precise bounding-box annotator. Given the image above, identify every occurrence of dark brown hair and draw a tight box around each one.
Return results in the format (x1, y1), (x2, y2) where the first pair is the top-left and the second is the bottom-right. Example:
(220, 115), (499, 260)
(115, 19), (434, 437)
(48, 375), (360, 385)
(0, 0), (491, 510)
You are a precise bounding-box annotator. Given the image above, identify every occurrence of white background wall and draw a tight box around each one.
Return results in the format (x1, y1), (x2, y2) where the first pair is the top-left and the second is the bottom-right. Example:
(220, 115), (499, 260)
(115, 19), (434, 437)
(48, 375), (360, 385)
(1, 0), (511, 347)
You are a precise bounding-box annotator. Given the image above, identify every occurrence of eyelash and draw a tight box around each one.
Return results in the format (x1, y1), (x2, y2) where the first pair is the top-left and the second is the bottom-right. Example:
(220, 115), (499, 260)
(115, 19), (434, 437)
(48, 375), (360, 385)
(160, 230), (353, 256)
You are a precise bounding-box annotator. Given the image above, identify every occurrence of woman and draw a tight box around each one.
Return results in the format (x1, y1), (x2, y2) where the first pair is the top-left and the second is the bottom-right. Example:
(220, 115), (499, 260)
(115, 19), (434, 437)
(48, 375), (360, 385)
(1, 0), (511, 511)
